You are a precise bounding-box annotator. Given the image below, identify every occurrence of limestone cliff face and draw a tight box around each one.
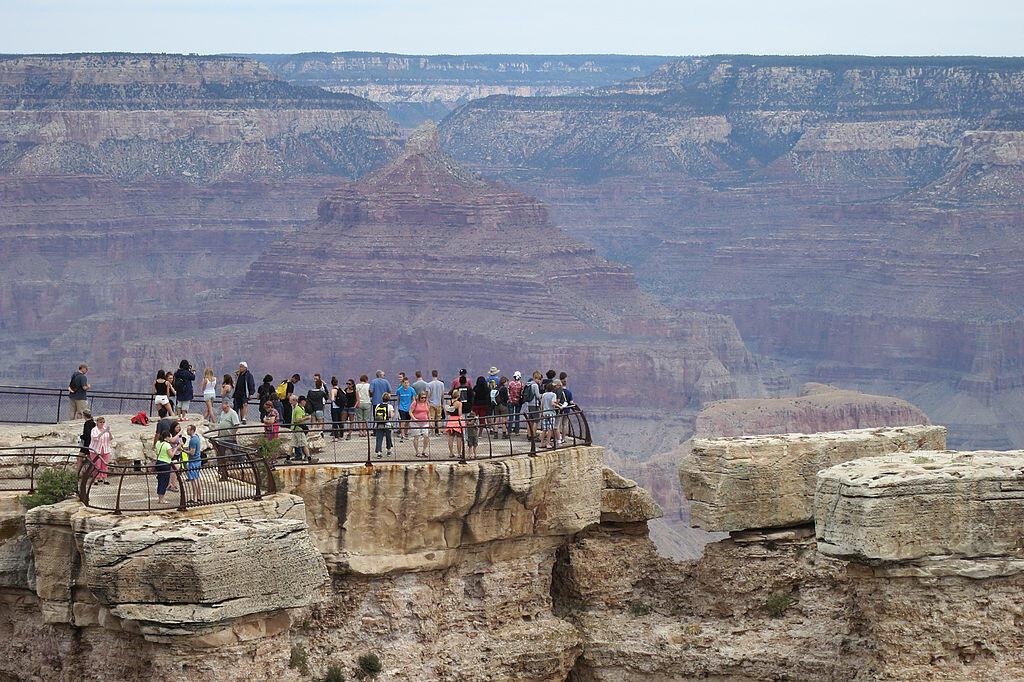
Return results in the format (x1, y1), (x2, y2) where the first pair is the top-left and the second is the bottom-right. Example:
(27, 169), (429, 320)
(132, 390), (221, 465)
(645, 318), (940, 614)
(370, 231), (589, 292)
(440, 55), (1024, 451)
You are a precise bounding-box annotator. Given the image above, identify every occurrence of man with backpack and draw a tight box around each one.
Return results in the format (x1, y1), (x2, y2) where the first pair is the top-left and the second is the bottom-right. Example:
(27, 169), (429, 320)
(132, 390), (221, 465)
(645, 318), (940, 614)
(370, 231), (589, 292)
(289, 394), (315, 463)
(521, 372), (542, 442)
(68, 363), (90, 420)
(373, 392), (394, 459)
(277, 373), (300, 424)
(172, 360), (195, 421)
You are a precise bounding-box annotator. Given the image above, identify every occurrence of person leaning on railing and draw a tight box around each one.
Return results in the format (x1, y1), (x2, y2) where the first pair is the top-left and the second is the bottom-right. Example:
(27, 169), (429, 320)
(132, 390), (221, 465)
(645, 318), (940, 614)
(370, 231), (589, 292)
(213, 400), (240, 481)
(154, 430), (176, 505)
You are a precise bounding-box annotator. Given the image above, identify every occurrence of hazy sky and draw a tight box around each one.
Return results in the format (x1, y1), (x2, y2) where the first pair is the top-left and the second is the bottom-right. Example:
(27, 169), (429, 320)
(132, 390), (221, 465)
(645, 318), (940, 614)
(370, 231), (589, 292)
(3, 0), (1021, 57)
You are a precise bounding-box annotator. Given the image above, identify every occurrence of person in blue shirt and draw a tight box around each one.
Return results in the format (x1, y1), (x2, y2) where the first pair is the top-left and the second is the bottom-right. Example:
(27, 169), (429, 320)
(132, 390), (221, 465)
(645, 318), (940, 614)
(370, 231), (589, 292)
(395, 375), (416, 442)
(369, 370), (392, 407)
(184, 424), (203, 503)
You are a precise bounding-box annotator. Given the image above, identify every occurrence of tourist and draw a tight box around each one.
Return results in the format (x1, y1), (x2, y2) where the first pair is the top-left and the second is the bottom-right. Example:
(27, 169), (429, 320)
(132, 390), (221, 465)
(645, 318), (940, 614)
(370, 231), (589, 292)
(77, 409), (95, 475)
(279, 373), (300, 424)
(543, 369), (556, 393)
(445, 391), (465, 459)
(154, 430), (175, 505)
(233, 362), (255, 424)
(493, 376), (510, 438)
(355, 374), (372, 434)
(213, 400), (240, 481)
(341, 378), (357, 440)
(427, 370), (445, 435)
(152, 406), (172, 448)
(555, 376), (574, 444)
(184, 424), (202, 503)
(487, 366), (501, 390)
(507, 371), (524, 435)
(410, 391), (430, 458)
(539, 381), (563, 449)
(256, 374), (276, 420)
(522, 372), (542, 442)
(262, 400), (280, 441)
(452, 370), (473, 415)
(329, 376), (343, 440)
(472, 376), (490, 422)
(172, 360), (195, 421)
(395, 375), (416, 441)
(465, 412), (479, 459)
(369, 370), (391, 407)
(164, 368), (177, 412)
(201, 368), (217, 421)
(412, 370), (428, 397)
(372, 392), (394, 459)
(166, 420), (183, 493)
(68, 363), (90, 420)
(306, 374), (328, 430)
(152, 369), (175, 413)
(220, 373), (234, 408)
(89, 415), (113, 483)
(289, 395), (312, 462)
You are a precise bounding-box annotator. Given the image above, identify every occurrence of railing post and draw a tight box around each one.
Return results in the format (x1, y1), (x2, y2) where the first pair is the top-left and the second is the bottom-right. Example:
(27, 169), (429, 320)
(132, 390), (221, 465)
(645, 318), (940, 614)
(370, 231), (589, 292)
(55, 389), (62, 423)
(249, 453), (263, 500)
(29, 447), (36, 493)
(365, 421), (372, 467)
(175, 465), (186, 511)
(529, 414), (537, 456)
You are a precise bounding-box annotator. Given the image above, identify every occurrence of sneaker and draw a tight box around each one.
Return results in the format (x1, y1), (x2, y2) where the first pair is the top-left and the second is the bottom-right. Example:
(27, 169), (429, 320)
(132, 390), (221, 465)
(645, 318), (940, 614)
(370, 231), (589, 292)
(376, 452), (383, 459)
(386, 450), (393, 457)
(241, 419), (247, 424)
(345, 435), (351, 441)
(308, 457), (320, 464)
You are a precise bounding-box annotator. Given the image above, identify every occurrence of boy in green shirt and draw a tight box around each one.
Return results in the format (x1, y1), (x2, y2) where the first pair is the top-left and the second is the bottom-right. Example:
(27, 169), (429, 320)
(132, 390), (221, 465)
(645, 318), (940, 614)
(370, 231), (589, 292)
(290, 395), (312, 462)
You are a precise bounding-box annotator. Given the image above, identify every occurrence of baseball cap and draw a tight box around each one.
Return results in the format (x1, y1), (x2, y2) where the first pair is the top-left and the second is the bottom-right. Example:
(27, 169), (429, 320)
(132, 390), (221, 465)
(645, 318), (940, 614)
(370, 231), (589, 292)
(512, 371), (521, 379)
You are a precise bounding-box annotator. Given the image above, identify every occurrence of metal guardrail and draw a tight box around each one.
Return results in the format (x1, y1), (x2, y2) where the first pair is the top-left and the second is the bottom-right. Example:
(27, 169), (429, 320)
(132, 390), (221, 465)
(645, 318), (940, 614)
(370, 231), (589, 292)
(0, 445), (85, 492)
(205, 405), (592, 467)
(78, 449), (275, 514)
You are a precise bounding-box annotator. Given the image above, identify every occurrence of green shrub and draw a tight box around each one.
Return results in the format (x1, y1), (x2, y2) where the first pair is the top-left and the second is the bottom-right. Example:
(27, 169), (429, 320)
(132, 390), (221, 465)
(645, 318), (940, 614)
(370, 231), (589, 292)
(323, 664), (345, 682)
(630, 601), (652, 616)
(289, 644), (310, 676)
(765, 591), (792, 617)
(20, 468), (78, 509)
(357, 652), (382, 675)
(255, 435), (285, 492)
(912, 456), (931, 464)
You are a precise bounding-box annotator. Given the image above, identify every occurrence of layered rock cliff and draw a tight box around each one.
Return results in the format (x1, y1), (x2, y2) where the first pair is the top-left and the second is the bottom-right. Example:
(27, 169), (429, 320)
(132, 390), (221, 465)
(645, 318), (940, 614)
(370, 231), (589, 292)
(59, 123), (761, 408)
(439, 55), (1024, 450)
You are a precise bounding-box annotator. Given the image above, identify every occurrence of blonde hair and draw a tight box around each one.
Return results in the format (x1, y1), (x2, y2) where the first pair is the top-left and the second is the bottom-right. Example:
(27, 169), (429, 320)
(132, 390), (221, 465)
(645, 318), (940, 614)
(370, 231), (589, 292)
(204, 367), (215, 380)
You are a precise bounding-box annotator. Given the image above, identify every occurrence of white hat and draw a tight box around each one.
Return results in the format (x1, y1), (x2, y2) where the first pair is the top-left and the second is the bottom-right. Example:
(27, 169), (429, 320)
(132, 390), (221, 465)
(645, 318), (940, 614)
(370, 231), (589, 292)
(239, 361), (248, 368)
(489, 366), (500, 375)
(512, 371), (522, 379)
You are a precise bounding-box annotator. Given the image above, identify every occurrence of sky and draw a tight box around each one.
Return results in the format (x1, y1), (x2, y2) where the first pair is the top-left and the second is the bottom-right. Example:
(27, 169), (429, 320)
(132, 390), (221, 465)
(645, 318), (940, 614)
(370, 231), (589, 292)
(2, 0), (1021, 57)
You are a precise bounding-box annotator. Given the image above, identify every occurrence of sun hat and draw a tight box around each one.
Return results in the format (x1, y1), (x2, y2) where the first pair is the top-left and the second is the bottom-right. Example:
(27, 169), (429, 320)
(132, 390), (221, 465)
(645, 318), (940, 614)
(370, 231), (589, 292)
(512, 371), (521, 379)
(489, 366), (500, 375)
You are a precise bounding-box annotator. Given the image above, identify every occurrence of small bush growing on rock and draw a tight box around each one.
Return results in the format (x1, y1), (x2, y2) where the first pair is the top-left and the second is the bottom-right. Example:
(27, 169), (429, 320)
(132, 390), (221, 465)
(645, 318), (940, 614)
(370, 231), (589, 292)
(357, 652), (382, 676)
(289, 644), (310, 676)
(912, 456), (931, 464)
(765, 591), (792, 617)
(20, 468), (78, 509)
(630, 601), (652, 616)
(322, 664), (345, 682)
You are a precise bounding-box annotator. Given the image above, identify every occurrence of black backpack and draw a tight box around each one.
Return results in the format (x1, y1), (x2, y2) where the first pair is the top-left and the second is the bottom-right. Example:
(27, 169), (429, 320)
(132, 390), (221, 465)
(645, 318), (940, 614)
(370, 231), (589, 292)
(519, 382), (534, 405)
(172, 372), (188, 396)
(374, 403), (390, 425)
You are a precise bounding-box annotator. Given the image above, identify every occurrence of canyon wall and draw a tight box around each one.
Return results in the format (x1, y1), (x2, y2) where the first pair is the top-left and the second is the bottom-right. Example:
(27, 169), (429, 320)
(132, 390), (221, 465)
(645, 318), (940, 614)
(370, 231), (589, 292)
(439, 55), (1024, 451)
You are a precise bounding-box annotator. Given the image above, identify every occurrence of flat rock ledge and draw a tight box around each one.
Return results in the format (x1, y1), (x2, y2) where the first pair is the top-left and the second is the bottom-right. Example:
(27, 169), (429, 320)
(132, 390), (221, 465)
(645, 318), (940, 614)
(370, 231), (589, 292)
(681, 425), (945, 532)
(816, 450), (1024, 569)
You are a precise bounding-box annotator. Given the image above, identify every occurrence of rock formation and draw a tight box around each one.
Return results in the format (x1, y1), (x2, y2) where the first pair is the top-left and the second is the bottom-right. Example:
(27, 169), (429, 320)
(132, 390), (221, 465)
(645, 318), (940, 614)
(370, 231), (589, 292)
(439, 55), (1024, 451)
(84, 122), (761, 409)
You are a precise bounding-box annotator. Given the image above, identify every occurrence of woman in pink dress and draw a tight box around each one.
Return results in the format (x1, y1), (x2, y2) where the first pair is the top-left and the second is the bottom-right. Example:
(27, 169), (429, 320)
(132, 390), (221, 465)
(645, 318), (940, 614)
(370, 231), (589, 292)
(445, 391), (465, 459)
(89, 416), (114, 483)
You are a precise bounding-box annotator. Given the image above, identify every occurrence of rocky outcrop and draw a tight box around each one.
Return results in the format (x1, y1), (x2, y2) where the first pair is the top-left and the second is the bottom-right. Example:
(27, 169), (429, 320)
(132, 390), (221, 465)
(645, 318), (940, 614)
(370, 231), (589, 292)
(681, 425), (945, 531)
(104, 122), (760, 409)
(599, 467), (662, 523)
(694, 382), (932, 438)
(816, 450), (1024, 679)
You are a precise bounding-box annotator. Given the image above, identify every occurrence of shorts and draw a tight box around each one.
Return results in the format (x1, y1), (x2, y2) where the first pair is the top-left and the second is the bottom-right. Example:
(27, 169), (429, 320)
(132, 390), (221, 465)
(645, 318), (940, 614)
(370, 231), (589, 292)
(313, 409), (324, 420)
(232, 396), (245, 411)
(203, 391), (216, 401)
(342, 407), (356, 416)
(399, 409), (411, 421)
(69, 398), (88, 414)
(428, 405), (444, 420)
(177, 400), (190, 412)
(466, 430), (479, 448)
(526, 405), (540, 420)
(542, 416), (555, 431)
(409, 422), (428, 437)
(154, 395), (170, 406)
(186, 459), (201, 481)
(471, 405), (488, 419)
(493, 404), (509, 417)
(356, 404), (372, 423)
(292, 429), (308, 447)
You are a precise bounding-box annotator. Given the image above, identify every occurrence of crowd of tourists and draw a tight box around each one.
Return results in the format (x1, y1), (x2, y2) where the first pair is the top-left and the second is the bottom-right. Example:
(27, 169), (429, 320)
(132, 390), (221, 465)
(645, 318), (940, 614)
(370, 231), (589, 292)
(68, 361), (578, 500)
